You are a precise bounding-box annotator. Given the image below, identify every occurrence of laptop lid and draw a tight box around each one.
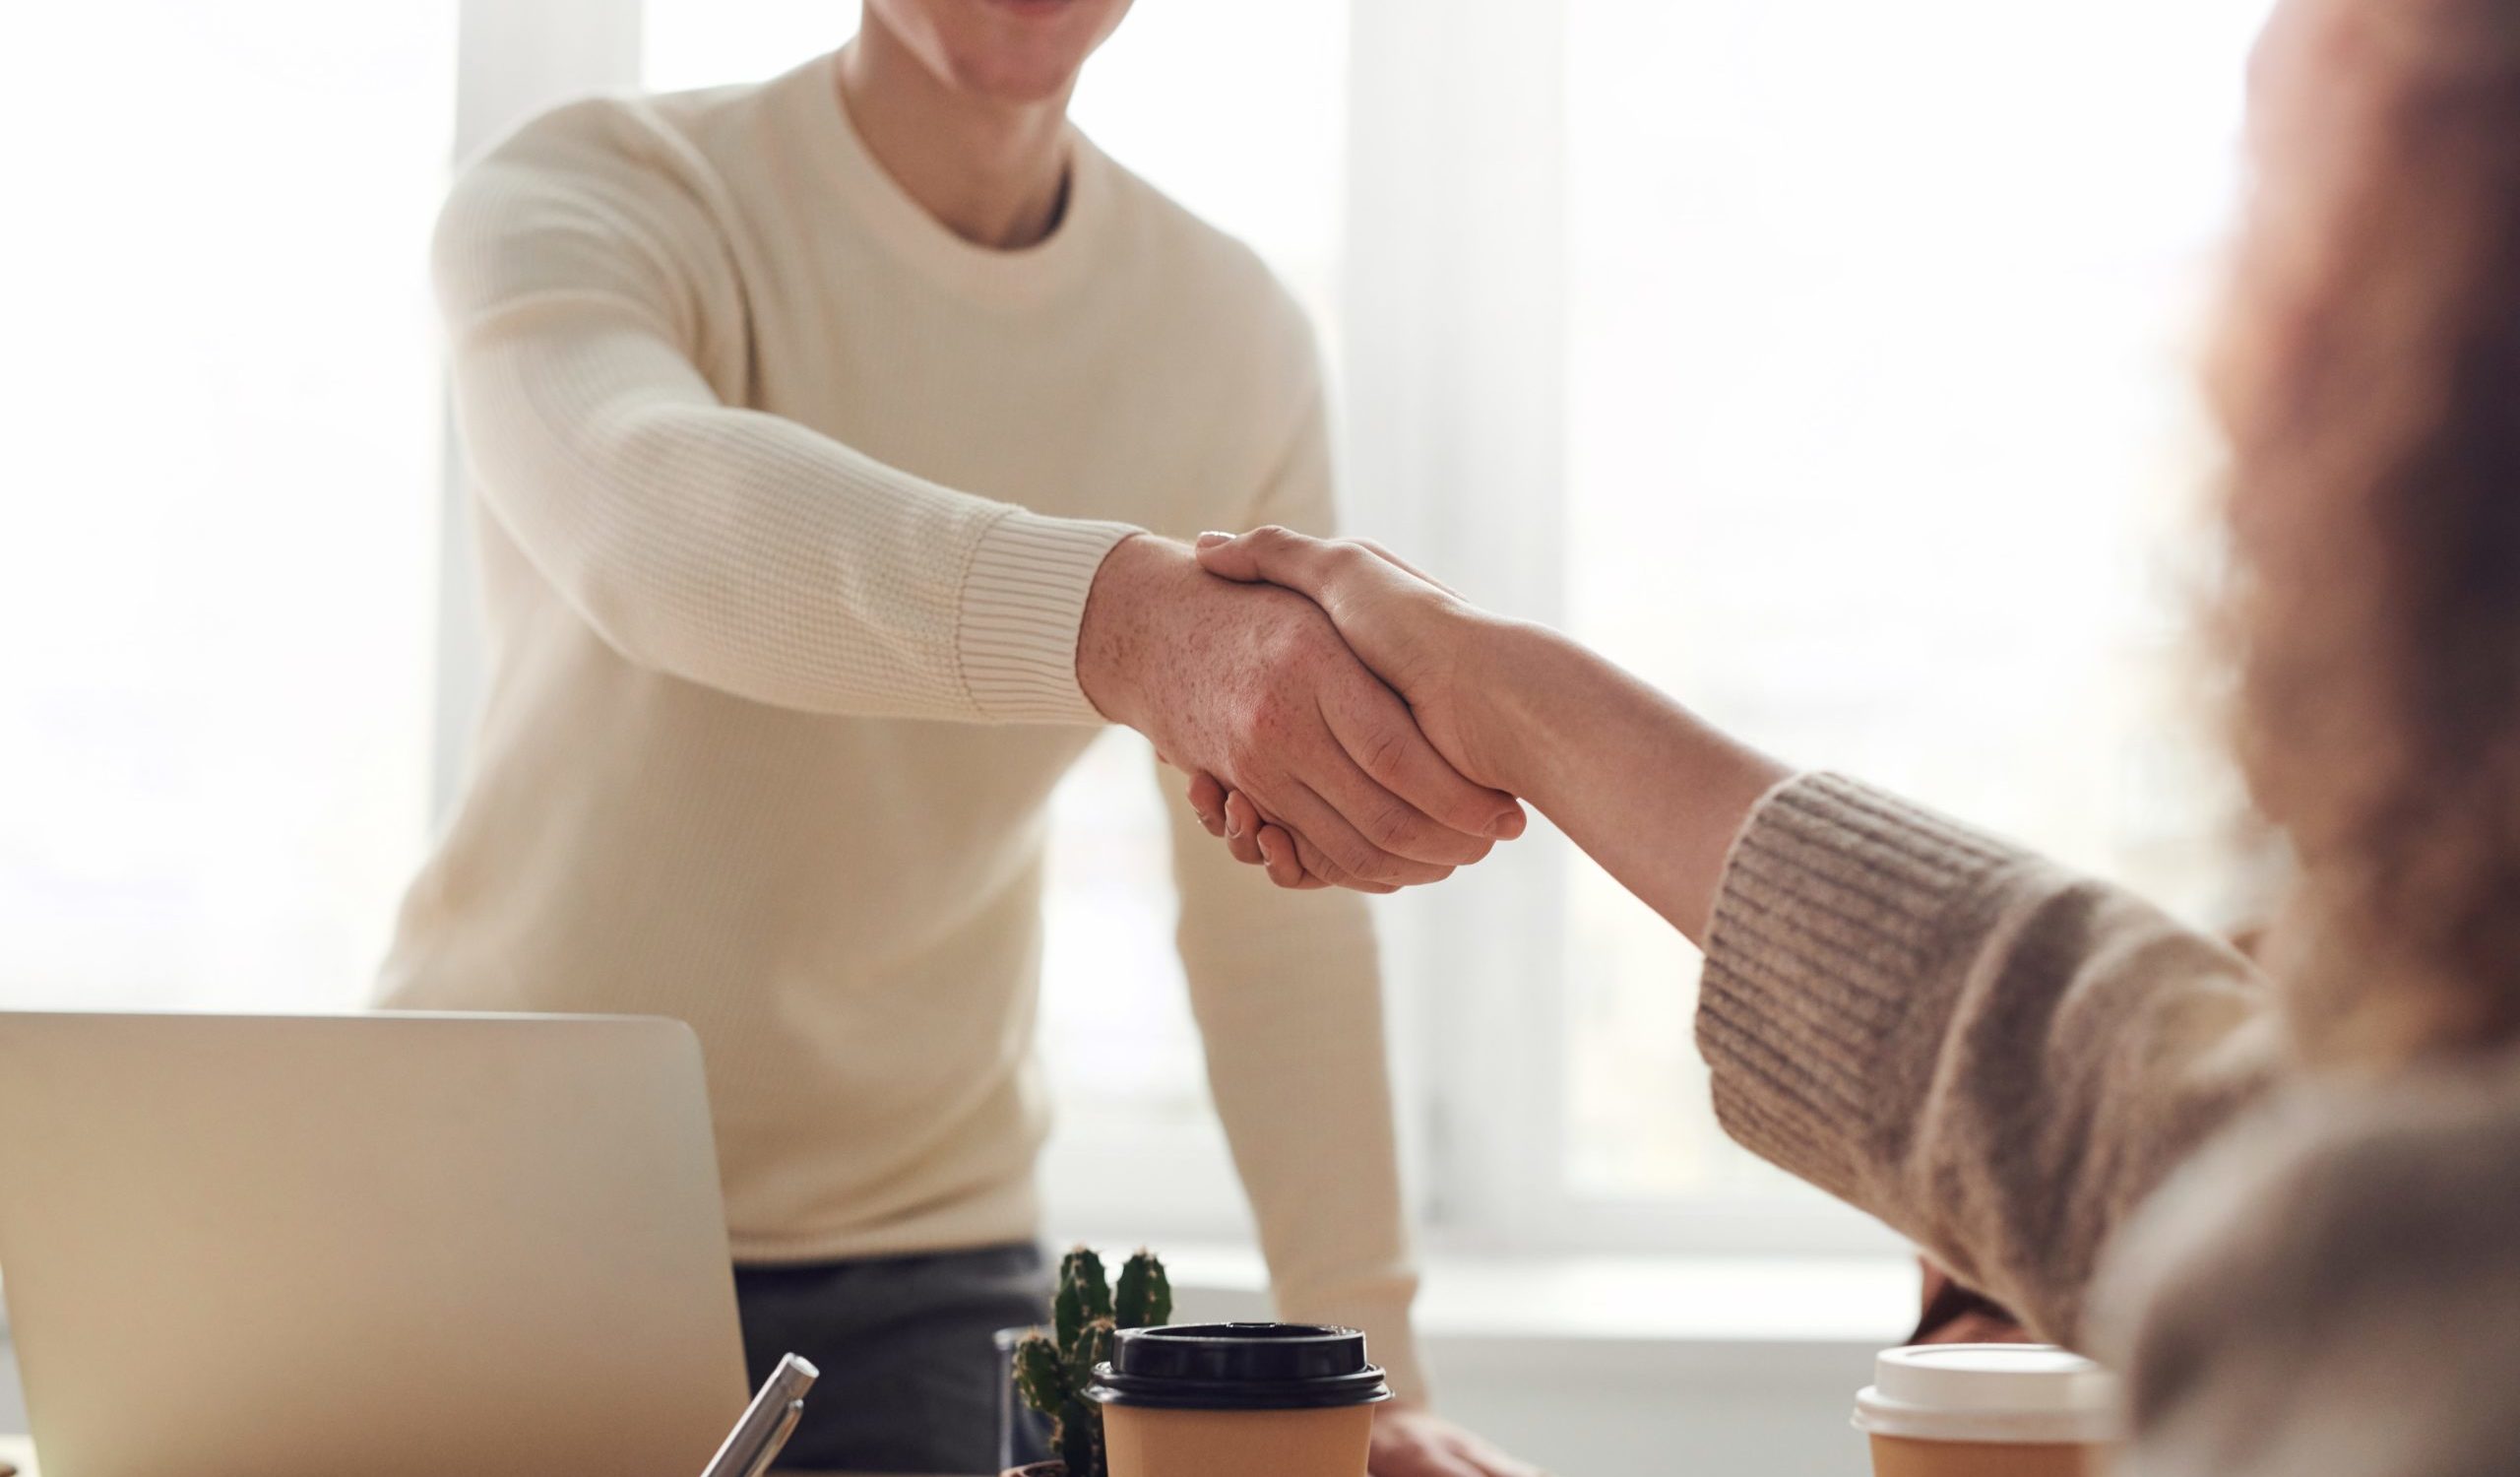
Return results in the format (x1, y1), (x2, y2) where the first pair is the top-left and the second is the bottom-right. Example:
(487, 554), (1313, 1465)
(0, 1011), (749, 1477)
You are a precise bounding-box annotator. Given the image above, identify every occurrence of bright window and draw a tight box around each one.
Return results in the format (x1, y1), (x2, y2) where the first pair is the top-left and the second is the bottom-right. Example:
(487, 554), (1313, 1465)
(1555, 0), (2278, 1212)
(0, 3), (453, 1013)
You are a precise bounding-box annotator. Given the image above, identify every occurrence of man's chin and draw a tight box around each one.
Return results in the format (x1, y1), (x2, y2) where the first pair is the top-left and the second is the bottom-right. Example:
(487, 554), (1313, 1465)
(958, 0), (1114, 96)
(951, 57), (1092, 106)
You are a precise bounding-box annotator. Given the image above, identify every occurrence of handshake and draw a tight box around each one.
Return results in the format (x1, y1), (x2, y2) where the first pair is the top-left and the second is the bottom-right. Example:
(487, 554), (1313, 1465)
(1077, 527), (1528, 893)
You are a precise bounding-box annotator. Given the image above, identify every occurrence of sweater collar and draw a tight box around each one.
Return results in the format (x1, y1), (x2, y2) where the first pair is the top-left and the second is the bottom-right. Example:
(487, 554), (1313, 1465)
(776, 49), (1109, 311)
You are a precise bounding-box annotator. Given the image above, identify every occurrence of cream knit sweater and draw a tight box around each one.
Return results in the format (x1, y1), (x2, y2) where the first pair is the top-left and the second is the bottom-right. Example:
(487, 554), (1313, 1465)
(378, 52), (1423, 1393)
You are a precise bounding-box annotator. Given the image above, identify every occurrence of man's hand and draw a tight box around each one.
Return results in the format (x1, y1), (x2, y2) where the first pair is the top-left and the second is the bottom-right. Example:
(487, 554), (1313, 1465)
(1372, 1403), (1550, 1477)
(1195, 528), (1508, 785)
(1077, 535), (1525, 891)
(1178, 528), (1528, 890)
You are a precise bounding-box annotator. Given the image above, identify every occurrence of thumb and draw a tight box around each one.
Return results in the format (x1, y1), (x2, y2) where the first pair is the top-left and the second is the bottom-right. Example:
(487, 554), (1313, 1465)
(1192, 529), (1264, 583)
(1194, 526), (1333, 597)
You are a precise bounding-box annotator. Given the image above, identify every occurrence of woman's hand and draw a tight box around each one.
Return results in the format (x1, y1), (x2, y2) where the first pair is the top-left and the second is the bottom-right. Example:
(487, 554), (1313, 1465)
(1185, 524), (1792, 927)
(1184, 527), (1526, 888)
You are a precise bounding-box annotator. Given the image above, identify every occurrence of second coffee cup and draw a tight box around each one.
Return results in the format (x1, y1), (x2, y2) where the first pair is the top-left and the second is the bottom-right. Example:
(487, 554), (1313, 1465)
(1854, 1343), (2121, 1477)
(1088, 1322), (1392, 1477)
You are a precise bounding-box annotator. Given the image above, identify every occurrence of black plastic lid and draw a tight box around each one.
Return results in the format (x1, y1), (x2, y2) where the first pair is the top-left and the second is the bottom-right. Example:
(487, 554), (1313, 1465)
(1087, 1323), (1394, 1411)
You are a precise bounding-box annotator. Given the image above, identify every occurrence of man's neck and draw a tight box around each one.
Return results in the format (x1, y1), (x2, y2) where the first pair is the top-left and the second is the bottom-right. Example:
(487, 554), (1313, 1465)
(836, 22), (1075, 251)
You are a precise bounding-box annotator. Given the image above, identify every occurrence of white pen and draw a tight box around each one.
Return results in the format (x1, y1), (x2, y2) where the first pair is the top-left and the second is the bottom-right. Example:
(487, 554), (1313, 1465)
(699, 1353), (819, 1477)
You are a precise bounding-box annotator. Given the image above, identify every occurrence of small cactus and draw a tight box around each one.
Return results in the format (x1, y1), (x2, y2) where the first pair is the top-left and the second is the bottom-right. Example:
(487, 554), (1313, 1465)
(1114, 1250), (1172, 1329)
(1015, 1247), (1169, 1477)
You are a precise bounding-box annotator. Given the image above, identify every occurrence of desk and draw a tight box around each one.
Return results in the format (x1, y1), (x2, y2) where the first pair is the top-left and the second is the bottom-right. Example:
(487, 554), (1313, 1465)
(0, 1436), (972, 1477)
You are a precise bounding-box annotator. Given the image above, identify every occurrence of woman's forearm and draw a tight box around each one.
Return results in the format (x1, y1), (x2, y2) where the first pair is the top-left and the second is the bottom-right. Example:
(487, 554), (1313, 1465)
(1466, 618), (2284, 1347)
(1470, 621), (1793, 942)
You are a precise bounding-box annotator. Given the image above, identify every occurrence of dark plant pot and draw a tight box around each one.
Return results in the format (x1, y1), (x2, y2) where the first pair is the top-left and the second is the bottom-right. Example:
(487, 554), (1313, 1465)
(1001, 1464), (1066, 1477)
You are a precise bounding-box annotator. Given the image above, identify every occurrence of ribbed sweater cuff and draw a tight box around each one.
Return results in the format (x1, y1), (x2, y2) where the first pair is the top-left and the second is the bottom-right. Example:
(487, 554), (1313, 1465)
(956, 509), (1142, 723)
(1696, 772), (2018, 1203)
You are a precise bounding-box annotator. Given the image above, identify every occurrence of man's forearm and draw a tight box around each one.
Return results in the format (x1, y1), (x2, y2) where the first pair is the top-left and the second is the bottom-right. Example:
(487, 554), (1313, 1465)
(1473, 622), (1793, 942)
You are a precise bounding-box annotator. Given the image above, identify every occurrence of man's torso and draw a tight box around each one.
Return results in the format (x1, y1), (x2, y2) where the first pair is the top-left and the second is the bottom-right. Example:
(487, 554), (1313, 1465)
(383, 56), (1320, 1257)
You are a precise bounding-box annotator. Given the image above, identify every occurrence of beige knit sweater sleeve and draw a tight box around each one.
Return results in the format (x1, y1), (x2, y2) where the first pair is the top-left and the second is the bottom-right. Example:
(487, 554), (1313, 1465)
(433, 101), (1139, 723)
(1696, 773), (2284, 1346)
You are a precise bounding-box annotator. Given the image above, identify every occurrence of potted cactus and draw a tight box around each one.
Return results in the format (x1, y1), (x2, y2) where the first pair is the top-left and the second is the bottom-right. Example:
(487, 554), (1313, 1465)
(1006, 1246), (1172, 1477)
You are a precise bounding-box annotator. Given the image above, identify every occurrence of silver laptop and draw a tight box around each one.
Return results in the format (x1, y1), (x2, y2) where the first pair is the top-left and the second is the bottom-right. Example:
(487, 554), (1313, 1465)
(0, 1012), (751, 1477)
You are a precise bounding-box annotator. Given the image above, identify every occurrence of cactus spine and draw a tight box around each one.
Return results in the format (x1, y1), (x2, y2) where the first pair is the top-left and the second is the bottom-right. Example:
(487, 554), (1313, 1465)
(1013, 1247), (1170, 1477)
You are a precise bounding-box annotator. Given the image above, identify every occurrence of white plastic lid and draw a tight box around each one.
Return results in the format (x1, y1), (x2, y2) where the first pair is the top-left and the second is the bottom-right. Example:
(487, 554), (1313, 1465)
(1852, 1344), (2122, 1445)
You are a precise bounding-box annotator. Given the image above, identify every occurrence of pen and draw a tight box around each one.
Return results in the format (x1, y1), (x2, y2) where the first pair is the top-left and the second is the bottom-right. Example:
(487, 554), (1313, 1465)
(699, 1353), (819, 1477)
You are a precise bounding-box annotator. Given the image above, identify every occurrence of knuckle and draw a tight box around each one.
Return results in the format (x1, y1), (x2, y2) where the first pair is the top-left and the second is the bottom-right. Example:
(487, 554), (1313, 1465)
(1361, 799), (1423, 852)
(1355, 725), (1414, 785)
(1260, 615), (1326, 670)
(1349, 848), (1410, 888)
(1312, 836), (1374, 883)
(1232, 688), (1294, 744)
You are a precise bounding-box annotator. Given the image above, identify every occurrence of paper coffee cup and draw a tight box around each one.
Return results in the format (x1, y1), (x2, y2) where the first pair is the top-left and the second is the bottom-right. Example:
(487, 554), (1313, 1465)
(1089, 1322), (1392, 1477)
(1854, 1344), (2121, 1477)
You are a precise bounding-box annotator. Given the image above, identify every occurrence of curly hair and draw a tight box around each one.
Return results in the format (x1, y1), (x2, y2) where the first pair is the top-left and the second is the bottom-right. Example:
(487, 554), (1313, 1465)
(2217, 0), (2520, 1061)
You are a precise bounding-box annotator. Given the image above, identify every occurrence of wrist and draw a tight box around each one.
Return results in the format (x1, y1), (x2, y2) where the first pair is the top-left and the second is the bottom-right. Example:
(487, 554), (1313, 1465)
(1458, 616), (1579, 797)
(1076, 533), (1191, 730)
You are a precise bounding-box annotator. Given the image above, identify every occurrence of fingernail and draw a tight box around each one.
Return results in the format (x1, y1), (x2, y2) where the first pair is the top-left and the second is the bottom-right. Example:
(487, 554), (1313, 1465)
(1226, 813), (1243, 838)
(1195, 531), (1232, 548)
(1490, 808), (1526, 839)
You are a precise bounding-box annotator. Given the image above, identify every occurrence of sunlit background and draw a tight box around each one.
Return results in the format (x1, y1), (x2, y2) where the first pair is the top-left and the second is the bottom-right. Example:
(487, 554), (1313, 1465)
(2, 1), (2281, 1468)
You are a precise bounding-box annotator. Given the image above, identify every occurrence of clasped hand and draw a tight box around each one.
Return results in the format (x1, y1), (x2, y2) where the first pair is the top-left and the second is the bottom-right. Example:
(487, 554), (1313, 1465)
(1076, 530), (1511, 894)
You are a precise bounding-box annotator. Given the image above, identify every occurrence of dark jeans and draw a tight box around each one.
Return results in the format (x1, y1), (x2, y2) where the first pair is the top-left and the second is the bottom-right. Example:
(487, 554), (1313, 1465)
(735, 1244), (1053, 1474)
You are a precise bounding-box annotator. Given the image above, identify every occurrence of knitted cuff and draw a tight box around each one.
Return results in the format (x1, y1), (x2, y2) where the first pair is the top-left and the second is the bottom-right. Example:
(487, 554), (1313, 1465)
(956, 509), (1143, 723)
(1695, 772), (2018, 1202)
